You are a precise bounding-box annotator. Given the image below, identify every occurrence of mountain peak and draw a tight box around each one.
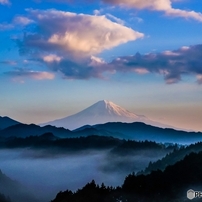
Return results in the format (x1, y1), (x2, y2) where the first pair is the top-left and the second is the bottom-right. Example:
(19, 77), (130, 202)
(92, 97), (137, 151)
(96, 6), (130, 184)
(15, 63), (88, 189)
(42, 100), (151, 130)
(95, 100), (111, 105)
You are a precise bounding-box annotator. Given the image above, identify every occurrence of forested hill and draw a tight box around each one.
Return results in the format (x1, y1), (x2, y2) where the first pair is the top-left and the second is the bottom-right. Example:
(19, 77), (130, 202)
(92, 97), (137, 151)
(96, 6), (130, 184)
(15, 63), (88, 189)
(52, 151), (202, 202)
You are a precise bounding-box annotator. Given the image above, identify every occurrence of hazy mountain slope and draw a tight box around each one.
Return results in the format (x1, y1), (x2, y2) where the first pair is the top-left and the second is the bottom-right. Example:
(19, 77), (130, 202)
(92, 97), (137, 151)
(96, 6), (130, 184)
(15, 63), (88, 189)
(93, 122), (202, 144)
(0, 116), (20, 130)
(41, 100), (170, 130)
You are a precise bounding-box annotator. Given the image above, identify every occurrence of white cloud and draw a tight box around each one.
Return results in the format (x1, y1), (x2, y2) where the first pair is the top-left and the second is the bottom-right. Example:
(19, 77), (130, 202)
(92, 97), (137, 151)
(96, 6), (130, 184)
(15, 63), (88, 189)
(93, 9), (101, 15)
(89, 56), (106, 67)
(13, 16), (34, 25)
(106, 13), (125, 24)
(0, 16), (33, 31)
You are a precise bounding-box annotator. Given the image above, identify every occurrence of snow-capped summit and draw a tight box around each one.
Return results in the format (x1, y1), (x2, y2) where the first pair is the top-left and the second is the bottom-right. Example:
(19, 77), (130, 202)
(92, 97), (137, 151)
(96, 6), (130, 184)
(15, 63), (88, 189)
(41, 100), (168, 130)
(80, 100), (140, 118)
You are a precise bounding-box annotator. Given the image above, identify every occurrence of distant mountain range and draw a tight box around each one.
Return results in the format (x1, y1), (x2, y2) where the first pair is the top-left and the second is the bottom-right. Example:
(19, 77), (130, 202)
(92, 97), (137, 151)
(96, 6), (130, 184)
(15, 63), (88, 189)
(0, 119), (202, 144)
(41, 100), (172, 130)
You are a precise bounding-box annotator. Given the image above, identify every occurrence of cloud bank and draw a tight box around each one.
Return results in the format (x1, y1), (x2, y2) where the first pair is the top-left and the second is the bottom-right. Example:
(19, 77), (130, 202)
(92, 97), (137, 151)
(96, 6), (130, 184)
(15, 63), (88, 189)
(109, 44), (202, 84)
(35, 43), (202, 83)
(11, 8), (202, 84)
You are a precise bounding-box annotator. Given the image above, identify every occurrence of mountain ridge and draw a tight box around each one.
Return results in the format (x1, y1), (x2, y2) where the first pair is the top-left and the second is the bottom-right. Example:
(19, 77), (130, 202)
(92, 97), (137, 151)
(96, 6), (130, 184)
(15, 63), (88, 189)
(0, 121), (201, 144)
(0, 116), (20, 130)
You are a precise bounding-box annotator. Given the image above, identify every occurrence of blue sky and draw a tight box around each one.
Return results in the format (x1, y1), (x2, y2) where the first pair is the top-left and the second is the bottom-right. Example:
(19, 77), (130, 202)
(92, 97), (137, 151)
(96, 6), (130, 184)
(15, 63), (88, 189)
(0, 0), (202, 131)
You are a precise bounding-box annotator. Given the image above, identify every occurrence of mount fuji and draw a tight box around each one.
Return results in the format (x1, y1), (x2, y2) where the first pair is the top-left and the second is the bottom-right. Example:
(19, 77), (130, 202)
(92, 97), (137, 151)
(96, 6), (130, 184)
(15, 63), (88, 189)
(41, 100), (171, 130)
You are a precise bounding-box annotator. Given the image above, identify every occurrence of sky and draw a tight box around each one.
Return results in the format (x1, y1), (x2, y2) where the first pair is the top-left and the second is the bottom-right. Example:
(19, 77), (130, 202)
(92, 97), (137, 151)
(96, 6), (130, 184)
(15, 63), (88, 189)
(0, 0), (202, 131)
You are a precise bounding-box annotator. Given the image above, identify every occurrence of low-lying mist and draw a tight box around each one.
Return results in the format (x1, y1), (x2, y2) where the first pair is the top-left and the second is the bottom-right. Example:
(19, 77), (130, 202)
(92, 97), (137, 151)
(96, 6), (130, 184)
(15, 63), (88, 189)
(0, 148), (168, 202)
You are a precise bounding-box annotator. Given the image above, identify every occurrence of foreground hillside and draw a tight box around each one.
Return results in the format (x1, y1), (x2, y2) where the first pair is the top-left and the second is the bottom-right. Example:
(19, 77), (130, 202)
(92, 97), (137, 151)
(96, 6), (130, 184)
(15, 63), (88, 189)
(52, 151), (202, 202)
(0, 170), (38, 202)
(141, 141), (202, 174)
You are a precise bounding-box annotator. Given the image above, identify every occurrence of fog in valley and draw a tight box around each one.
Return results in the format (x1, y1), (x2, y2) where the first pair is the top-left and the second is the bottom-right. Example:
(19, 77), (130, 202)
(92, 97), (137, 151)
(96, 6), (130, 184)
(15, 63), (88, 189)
(0, 148), (168, 202)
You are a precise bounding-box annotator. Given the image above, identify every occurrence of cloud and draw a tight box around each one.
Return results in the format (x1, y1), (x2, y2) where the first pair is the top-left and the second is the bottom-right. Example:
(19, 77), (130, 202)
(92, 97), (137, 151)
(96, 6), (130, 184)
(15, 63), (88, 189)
(36, 0), (202, 22)
(197, 75), (202, 84)
(13, 9), (143, 79)
(12, 9), (202, 84)
(16, 9), (143, 57)
(105, 13), (125, 24)
(0, 23), (14, 30)
(0, 60), (17, 66)
(4, 68), (55, 81)
(41, 44), (202, 83)
(108, 44), (202, 84)
(13, 16), (34, 26)
(165, 8), (202, 22)
(98, 0), (202, 22)
(0, 16), (33, 31)
(0, 0), (10, 5)
(42, 56), (110, 80)
(43, 54), (62, 63)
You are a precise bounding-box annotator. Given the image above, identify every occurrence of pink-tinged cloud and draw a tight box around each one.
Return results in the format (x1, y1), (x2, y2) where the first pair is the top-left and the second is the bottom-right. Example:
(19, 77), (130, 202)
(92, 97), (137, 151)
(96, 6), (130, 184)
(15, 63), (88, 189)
(17, 9), (143, 57)
(43, 54), (62, 63)
(32, 0), (202, 22)
(133, 68), (149, 74)
(109, 44), (202, 84)
(101, 0), (202, 22)
(4, 68), (55, 81)
(197, 75), (202, 84)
